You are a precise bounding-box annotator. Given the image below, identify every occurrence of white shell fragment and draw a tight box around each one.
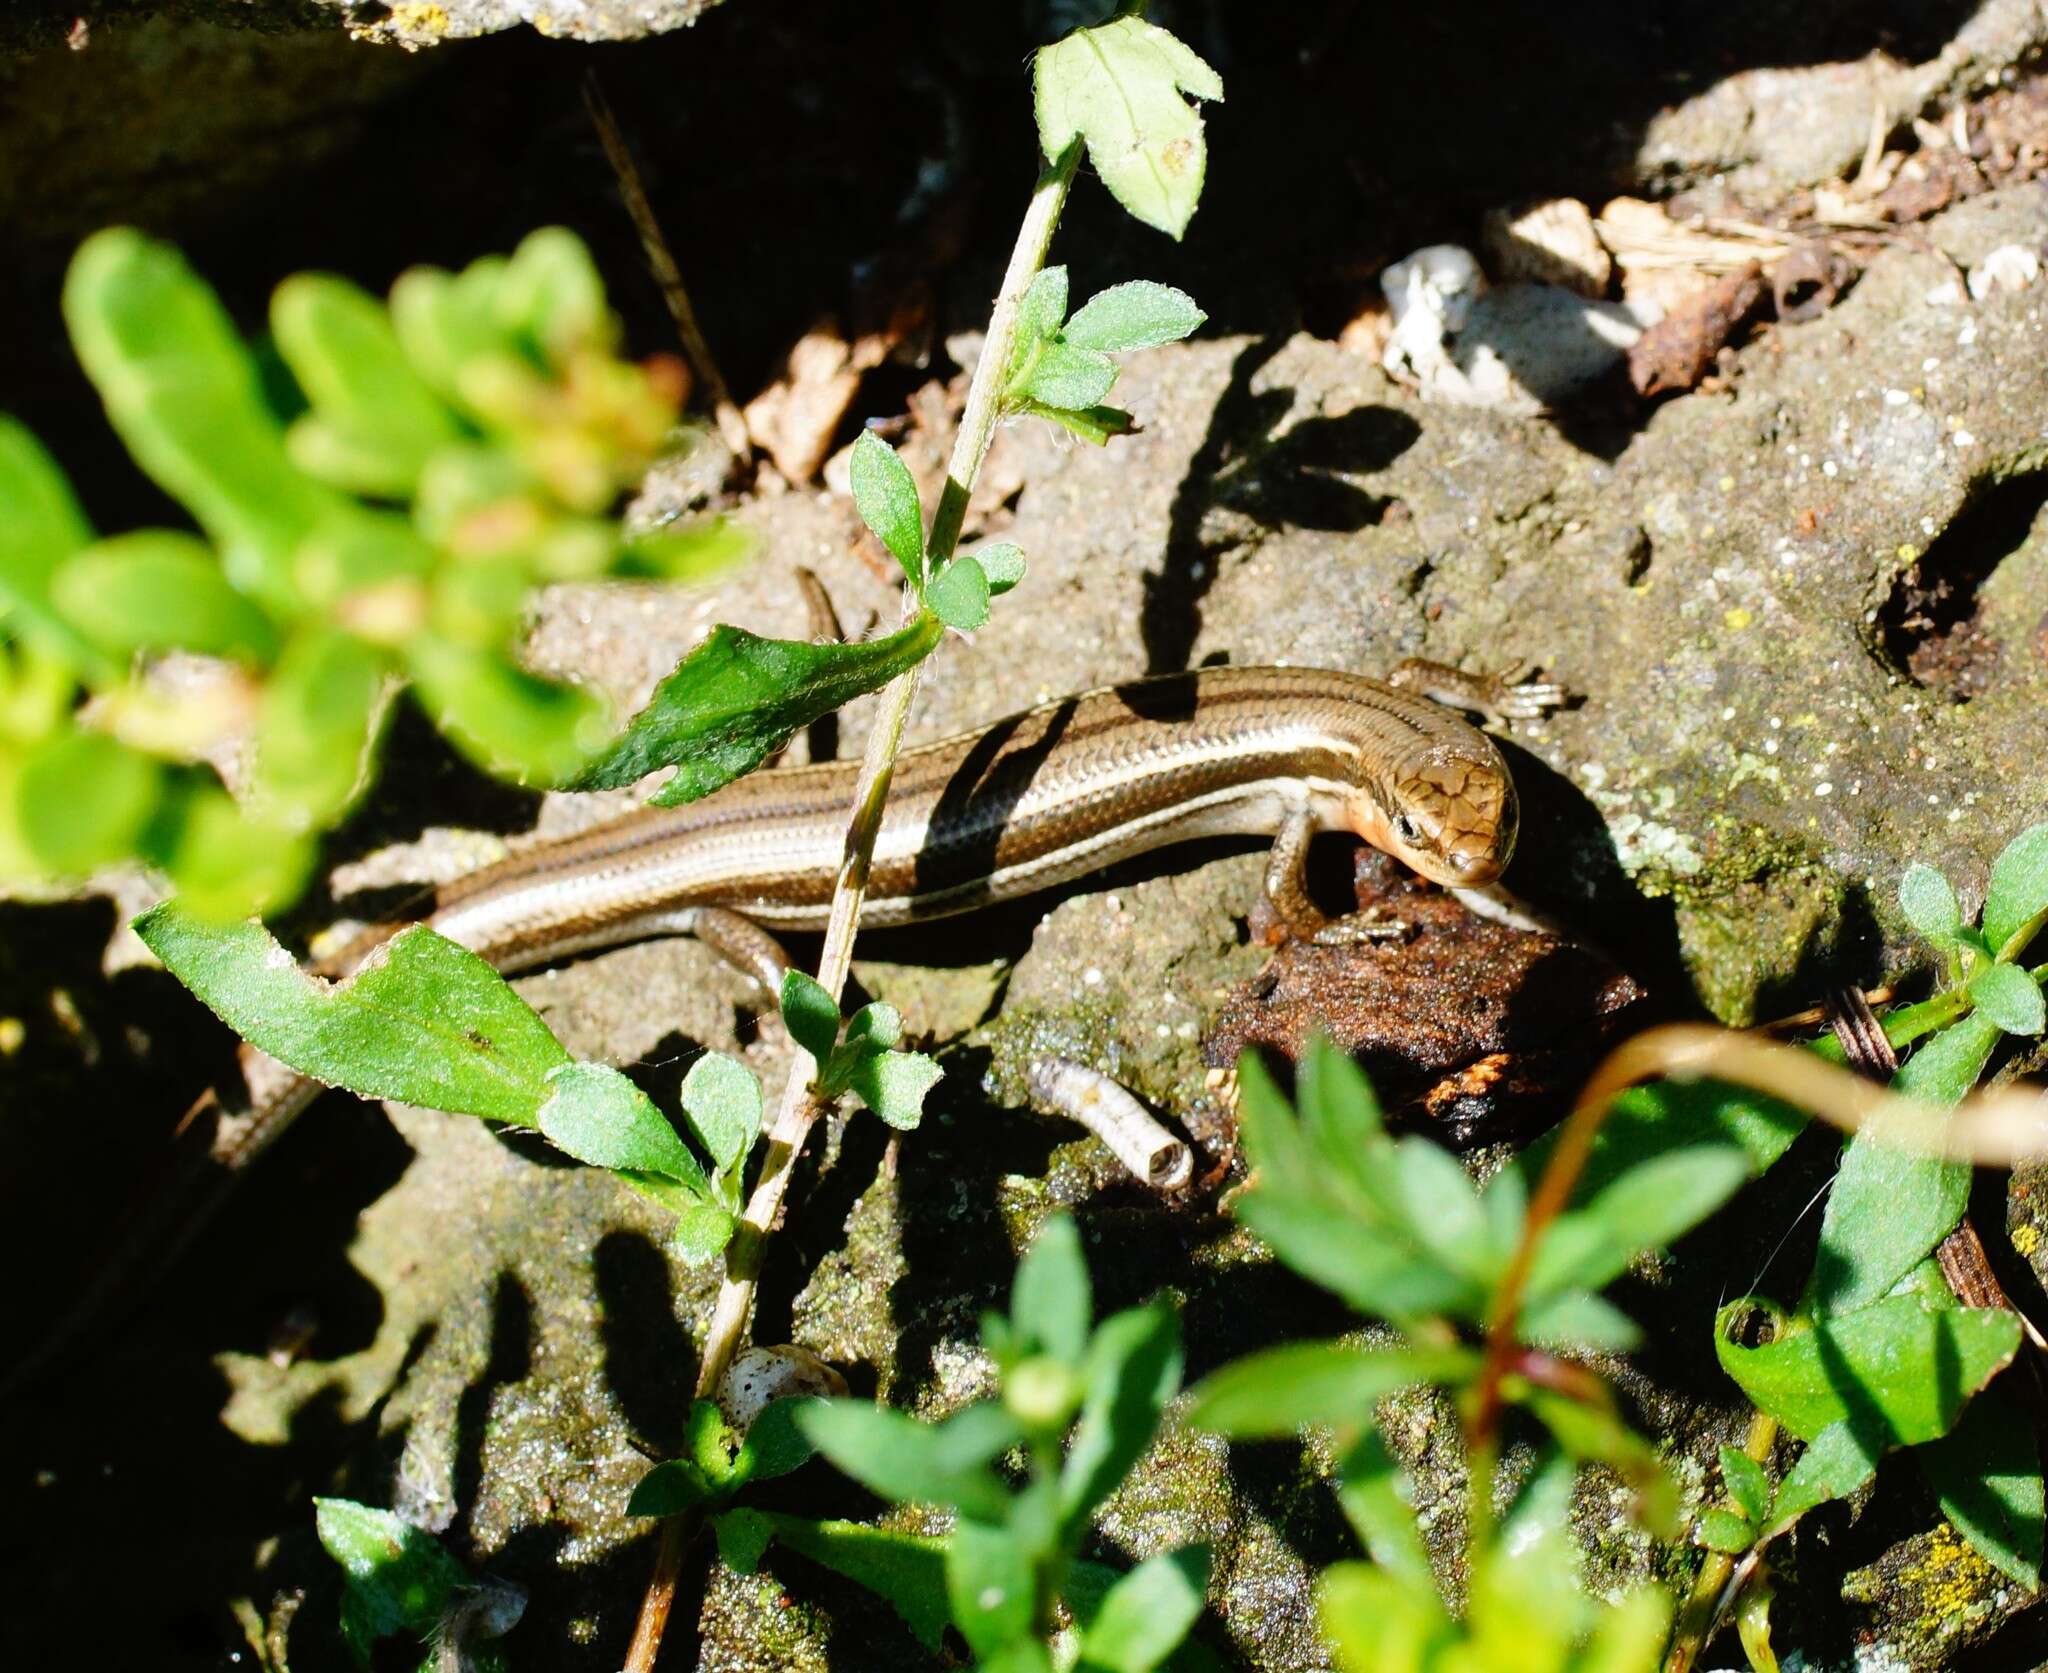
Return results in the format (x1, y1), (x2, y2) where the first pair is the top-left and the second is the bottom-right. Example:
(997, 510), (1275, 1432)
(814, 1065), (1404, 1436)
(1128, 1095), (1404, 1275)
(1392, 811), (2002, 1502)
(716, 1344), (848, 1432)
(1967, 243), (2041, 299)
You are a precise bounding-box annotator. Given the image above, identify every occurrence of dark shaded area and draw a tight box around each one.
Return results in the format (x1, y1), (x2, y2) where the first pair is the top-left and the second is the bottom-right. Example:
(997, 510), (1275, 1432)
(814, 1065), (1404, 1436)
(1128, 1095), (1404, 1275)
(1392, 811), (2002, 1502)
(1878, 469), (2048, 700)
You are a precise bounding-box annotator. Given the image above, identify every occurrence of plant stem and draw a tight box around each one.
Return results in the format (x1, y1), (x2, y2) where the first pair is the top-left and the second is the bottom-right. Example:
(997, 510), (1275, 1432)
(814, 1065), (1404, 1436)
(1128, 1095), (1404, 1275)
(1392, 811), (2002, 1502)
(620, 141), (1080, 1673)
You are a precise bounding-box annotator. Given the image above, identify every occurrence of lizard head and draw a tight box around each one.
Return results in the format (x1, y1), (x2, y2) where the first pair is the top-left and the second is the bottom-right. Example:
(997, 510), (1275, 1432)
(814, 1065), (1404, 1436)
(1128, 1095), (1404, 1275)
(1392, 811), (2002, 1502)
(1350, 748), (1518, 888)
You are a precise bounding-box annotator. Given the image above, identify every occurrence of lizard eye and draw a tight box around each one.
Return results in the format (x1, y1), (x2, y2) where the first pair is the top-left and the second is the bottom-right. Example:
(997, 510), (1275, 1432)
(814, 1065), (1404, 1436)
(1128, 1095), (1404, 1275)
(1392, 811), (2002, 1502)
(1392, 813), (1423, 847)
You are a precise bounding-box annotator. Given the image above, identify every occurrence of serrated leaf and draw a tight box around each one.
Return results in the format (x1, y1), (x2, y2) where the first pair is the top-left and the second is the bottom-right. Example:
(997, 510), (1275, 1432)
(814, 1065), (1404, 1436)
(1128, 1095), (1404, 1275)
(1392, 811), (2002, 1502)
(1186, 1341), (1475, 1437)
(845, 1046), (943, 1130)
(780, 969), (840, 1063)
(1972, 960), (2045, 1035)
(404, 632), (610, 787)
(1012, 1214), (1092, 1366)
(1063, 282), (1206, 353)
(570, 615), (941, 805)
(848, 430), (925, 590)
(926, 556), (991, 632)
(15, 729), (162, 874)
(1721, 1446), (1773, 1527)
(538, 1061), (707, 1192)
(1034, 14), (1224, 240)
(972, 543), (1026, 595)
(64, 229), (340, 610)
(135, 910), (572, 1125)
(271, 272), (461, 498)
(679, 1051), (762, 1174)
(1021, 339), (1119, 411)
(1984, 824), (2048, 958)
(798, 1399), (1020, 1522)
(1920, 1380), (2044, 1586)
(1716, 1293), (2020, 1443)
(53, 531), (277, 664)
(1077, 1547), (1209, 1673)
(1899, 862), (1964, 947)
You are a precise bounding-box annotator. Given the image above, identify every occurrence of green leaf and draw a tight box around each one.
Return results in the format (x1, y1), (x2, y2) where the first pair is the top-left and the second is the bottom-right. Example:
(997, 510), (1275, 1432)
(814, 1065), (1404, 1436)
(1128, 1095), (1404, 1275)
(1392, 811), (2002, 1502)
(626, 1457), (718, 1518)
(313, 1497), (468, 1655)
(1063, 282), (1206, 353)
(1317, 1561), (1455, 1673)
(1332, 1430), (1432, 1586)
(537, 1061), (707, 1192)
(797, 1398), (1021, 1523)
(1034, 13), (1224, 240)
(620, 517), (755, 584)
(1899, 862), (1964, 947)
(1011, 267), (1070, 378)
(679, 1051), (762, 1175)
(1077, 1547), (1209, 1673)
(1527, 1146), (1751, 1299)
(156, 782), (313, 922)
(15, 729), (162, 874)
(496, 227), (612, 364)
(1186, 1342), (1475, 1438)
(667, 1200), (737, 1263)
(1765, 1419), (1884, 1535)
(844, 1047), (943, 1130)
(781, 968), (841, 1063)
(1518, 1288), (1642, 1353)
(848, 430), (925, 590)
(1984, 824), (2048, 958)
(1061, 1300), (1182, 1531)
(949, 1517), (1036, 1661)
(1391, 1137), (1492, 1281)
(1721, 1446), (1773, 1527)
(1521, 1388), (1676, 1536)
(388, 258), (513, 408)
(711, 1506), (774, 1573)
(0, 414), (105, 676)
(404, 633), (610, 787)
(135, 910), (573, 1125)
(1971, 961), (2045, 1035)
(53, 532), (277, 663)
(745, 1513), (950, 1651)
(64, 229), (340, 611)
(972, 543), (1027, 596)
(255, 625), (387, 825)
(271, 272), (461, 498)
(1012, 1214), (1093, 1366)
(1695, 1507), (1756, 1554)
(1233, 1190), (1479, 1326)
(1811, 1011), (2003, 1313)
(1920, 1381), (2043, 1587)
(735, 1396), (820, 1485)
(1523, 1077), (1807, 1207)
(1715, 1293), (2020, 1443)
(925, 555), (991, 633)
(1021, 339), (1119, 411)
(1296, 1036), (1386, 1182)
(572, 615), (942, 806)
(1020, 400), (1134, 446)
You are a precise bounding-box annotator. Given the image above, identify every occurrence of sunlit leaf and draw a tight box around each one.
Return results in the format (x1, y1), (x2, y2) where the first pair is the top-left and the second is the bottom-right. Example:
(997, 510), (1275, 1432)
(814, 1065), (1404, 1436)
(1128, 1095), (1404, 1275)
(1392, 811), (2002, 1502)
(1984, 824), (2048, 958)
(572, 615), (941, 806)
(1034, 13), (1224, 239)
(679, 1050), (762, 1175)
(405, 632), (610, 786)
(53, 531), (277, 663)
(1720, 1446), (1773, 1528)
(949, 1516), (1036, 1661)
(1063, 282), (1206, 353)
(1021, 340), (1119, 411)
(0, 414), (106, 676)
(1765, 1418), (1883, 1535)
(15, 729), (161, 874)
(538, 1061), (707, 1192)
(1060, 1300), (1181, 1531)
(1332, 1430), (1432, 1587)
(1971, 961), (2045, 1036)
(926, 556), (992, 632)
(313, 1497), (469, 1658)
(1012, 1214), (1093, 1367)
(780, 969), (841, 1063)
(1898, 862), (1963, 948)
(135, 910), (572, 1126)
(798, 1399), (1021, 1523)
(1919, 1381), (2044, 1587)
(736, 1512), (949, 1651)
(1076, 1547), (1209, 1673)
(844, 1046), (943, 1131)
(1187, 1342), (1474, 1438)
(256, 624), (388, 825)
(848, 430), (925, 590)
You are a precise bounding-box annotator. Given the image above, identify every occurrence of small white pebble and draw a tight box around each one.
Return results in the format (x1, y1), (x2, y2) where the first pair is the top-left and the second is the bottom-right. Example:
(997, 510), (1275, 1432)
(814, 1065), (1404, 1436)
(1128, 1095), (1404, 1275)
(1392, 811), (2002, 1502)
(1815, 782), (1833, 796)
(1764, 739), (1779, 754)
(1721, 706), (1736, 721)
(1884, 388), (1911, 406)
(1953, 429), (1976, 448)
(1083, 967), (1103, 986)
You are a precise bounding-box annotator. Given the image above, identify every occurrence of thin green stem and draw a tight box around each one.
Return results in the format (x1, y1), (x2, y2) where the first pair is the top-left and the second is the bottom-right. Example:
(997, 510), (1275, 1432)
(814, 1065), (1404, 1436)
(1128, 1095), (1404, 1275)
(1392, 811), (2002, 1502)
(621, 142), (1082, 1673)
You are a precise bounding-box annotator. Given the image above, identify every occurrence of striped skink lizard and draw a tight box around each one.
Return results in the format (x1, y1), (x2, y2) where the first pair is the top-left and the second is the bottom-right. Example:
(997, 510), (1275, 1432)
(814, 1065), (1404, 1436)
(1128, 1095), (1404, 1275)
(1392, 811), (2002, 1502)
(31, 660), (1554, 1377)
